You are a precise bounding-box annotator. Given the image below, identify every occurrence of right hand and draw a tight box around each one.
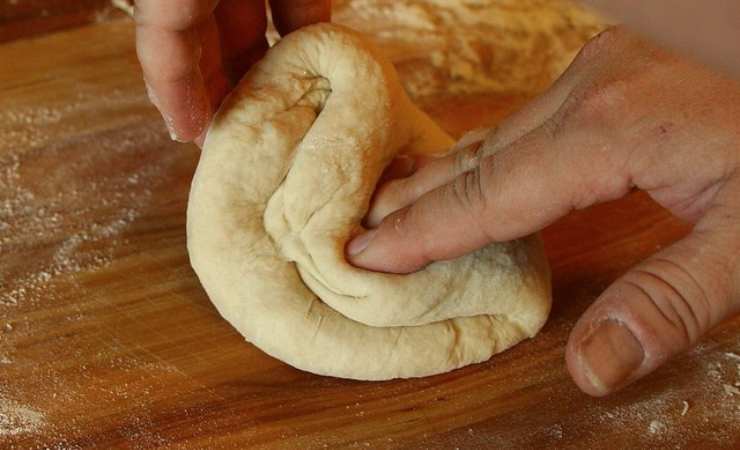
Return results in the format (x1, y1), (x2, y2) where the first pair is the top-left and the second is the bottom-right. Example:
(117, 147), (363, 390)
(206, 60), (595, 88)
(134, 0), (331, 144)
(348, 27), (740, 396)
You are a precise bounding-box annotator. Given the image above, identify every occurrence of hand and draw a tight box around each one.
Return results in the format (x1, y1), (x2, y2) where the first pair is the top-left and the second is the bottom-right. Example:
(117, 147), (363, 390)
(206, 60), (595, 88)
(347, 27), (740, 396)
(582, 0), (740, 79)
(134, 0), (331, 144)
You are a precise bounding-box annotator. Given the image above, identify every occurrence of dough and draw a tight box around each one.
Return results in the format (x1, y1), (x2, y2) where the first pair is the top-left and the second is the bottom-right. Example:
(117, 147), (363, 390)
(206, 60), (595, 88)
(187, 24), (551, 380)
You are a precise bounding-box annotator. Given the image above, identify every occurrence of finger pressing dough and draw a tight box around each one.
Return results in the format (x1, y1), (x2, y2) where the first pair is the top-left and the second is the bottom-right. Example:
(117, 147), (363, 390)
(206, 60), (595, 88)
(187, 23), (552, 380)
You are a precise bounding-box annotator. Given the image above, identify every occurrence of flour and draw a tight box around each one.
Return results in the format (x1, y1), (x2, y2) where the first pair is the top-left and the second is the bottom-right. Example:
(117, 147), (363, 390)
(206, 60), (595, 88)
(680, 400), (690, 416)
(723, 384), (740, 396)
(0, 396), (46, 438)
(0, 68), (202, 446)
(648, 420), (667, 435)
(0, 2), (737, 448)
(108, 0), (603, 100)
(334, 0), (605, 98)
(0, 90), (167, 308)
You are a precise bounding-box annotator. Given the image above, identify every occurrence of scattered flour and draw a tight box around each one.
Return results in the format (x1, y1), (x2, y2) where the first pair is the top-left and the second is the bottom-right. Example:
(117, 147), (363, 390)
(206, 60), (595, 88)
(648, 420), (667, 435)
(723, 384), (740, 396)
(1, 2), (738, 449)
(334, 0), (605, 98)
(680, 400), (690, 416)
(0, 396), (46, 438)
(108, 0), (603, 100)
(0, 90), (168, 308)
(1, 80), (183, 447)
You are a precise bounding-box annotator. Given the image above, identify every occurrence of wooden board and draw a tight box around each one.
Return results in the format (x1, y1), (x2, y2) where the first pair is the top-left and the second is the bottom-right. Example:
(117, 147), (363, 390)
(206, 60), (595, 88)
(1, 13), (739, 450)
(0, 0), (123, 43)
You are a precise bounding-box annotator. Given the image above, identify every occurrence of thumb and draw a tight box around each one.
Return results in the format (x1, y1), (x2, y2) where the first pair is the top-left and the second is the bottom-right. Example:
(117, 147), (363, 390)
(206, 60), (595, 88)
(566, 220), (740, 396)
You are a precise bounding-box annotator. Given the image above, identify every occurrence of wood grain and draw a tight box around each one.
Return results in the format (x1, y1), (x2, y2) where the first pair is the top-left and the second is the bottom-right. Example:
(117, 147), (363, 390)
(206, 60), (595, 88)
(1, 16), (739, 450)
(0, 0), (124, 43)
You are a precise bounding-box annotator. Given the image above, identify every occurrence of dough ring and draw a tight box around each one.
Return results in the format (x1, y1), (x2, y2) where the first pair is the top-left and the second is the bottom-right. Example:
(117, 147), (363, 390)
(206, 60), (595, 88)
(187, 24), (551, 380)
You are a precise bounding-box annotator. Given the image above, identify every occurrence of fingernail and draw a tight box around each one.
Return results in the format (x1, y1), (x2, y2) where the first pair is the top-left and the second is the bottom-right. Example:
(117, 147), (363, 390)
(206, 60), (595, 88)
(347, 229), (377, 256)
(579, 320), (644, 394)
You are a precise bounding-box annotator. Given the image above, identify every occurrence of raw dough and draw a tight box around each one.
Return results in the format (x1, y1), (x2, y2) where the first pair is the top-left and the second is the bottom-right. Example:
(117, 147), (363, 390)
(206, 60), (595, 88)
(187, 24), (551, 380)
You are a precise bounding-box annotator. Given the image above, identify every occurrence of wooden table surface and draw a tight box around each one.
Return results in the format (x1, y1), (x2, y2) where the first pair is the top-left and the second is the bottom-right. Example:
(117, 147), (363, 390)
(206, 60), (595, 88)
(1, 2), (739, 449)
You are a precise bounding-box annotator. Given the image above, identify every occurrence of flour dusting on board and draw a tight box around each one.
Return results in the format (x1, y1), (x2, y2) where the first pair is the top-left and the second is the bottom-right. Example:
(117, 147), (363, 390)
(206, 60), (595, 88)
(0, 395), (46, 438)
(334, 0), (605, 98)
(404, 335), (740, 449)
(580, 341), (740, 447)
(0, 81), (186, 447)
(2, 2), (739, 448)
(0, 90), (168, 308)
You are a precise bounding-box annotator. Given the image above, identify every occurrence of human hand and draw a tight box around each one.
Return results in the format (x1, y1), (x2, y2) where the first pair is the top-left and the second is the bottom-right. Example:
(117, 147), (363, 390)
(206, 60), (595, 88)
(134, 0), (331, 144)
(347, 27), (740, 396)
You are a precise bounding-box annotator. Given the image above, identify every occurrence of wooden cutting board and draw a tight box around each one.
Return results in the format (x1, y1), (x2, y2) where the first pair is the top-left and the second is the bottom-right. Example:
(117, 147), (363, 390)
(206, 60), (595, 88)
(1, 9), (739, 450)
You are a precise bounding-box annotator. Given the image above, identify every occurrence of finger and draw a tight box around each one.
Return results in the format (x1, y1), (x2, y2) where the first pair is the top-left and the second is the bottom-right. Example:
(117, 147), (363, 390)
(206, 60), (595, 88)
(566, 212), (740, 396)
(137, 25), (211, 141)
(365, 140), (484, 227)
(134, 0), (218, 30)
(135, 0), (219, 141)
(215, 0), (269, 85)
(376, 155), (418, 185)
(364, 68), (582, 228)
(348, 113), (632, 273)
(199, 15), (230, 113)
(269, 0), (331, 36)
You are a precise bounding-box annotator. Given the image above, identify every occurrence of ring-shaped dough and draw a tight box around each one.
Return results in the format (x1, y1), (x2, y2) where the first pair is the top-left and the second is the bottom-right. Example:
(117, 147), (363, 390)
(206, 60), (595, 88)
(187, 24), (551, 380)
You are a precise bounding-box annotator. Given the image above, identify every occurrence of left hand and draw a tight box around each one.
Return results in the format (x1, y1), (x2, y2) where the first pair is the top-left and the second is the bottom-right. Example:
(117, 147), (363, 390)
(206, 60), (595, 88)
(134, 0), (330, 144)
(347, 27), (740, 396)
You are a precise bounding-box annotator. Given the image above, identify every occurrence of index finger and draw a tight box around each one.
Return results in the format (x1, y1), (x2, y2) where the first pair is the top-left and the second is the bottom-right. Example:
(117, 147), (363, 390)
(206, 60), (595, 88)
(135, 0), (219, 31)
(347, 116), (630, 274)
(135, 0), (219, 141)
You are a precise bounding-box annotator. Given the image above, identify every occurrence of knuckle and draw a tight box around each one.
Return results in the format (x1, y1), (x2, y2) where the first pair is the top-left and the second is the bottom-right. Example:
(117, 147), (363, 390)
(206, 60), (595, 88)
(447, 165), (493, 240)
(575, 26), (622, 63)
(452, 143), (482, 176)
(452, 168), (487, 216)
(625, 258), (715, 347)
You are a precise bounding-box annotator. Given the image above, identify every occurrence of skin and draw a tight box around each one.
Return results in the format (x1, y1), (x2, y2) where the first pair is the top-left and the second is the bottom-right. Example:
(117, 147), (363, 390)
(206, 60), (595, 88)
(347, 26), (740, 396)
(134, 0), (331, 144)
(581, 0), (740, 79)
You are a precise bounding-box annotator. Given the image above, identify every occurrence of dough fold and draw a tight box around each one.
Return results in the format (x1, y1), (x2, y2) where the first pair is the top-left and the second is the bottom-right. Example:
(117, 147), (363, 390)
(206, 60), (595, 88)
(187, 23), (551, 380)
